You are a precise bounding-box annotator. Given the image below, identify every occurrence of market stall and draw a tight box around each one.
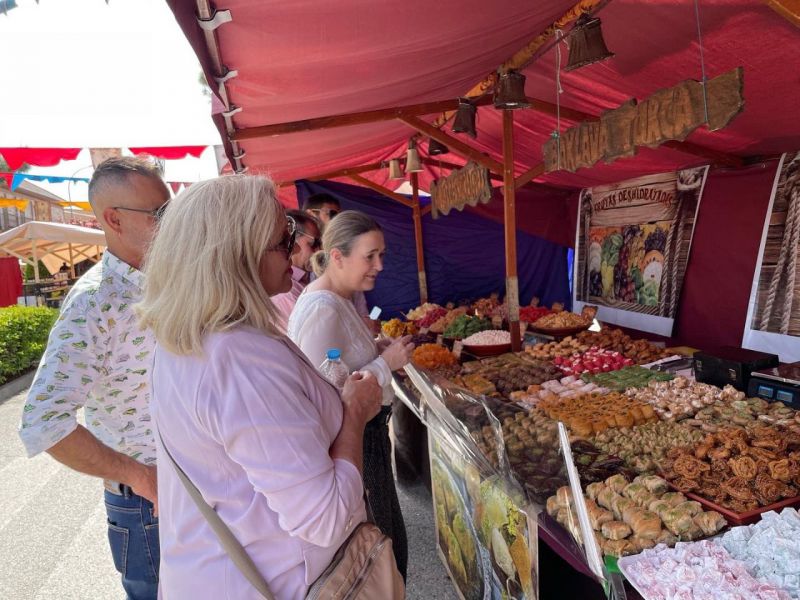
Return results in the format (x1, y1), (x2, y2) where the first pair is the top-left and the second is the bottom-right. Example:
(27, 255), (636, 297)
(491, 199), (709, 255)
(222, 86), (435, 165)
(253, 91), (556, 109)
(0, 221), (105, 305)
(165, 1), (800, 597)
(388, 299), (800, 599)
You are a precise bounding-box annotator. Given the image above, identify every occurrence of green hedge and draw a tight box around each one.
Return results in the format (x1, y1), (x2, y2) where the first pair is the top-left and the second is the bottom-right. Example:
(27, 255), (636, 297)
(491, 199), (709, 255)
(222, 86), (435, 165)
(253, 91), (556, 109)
(0, 306), (59, 385)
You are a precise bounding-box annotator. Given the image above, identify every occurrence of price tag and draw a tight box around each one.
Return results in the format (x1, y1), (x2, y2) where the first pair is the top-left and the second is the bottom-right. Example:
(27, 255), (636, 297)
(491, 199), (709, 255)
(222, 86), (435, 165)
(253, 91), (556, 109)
(452, 341), (464, 359)
(369, 306), (382, 320)
(420, 327), (430, 335)
(436, 334), (443, 345)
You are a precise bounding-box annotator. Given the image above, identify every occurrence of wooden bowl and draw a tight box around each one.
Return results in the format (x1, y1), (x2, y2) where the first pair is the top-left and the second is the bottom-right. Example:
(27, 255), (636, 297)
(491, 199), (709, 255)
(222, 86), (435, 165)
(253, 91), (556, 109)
(463, 342), (512, 357)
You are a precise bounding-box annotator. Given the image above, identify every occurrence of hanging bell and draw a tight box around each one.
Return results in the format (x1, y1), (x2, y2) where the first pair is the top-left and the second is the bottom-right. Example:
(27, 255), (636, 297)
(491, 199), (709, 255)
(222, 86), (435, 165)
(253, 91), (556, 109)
(428, 138), (449, 156)
(405, 140), (423, 173)
(493, 70), (530, 109)
(452, 98), (477, 138)
(388, 158), (404, 179)
(564, 13), (615, 72)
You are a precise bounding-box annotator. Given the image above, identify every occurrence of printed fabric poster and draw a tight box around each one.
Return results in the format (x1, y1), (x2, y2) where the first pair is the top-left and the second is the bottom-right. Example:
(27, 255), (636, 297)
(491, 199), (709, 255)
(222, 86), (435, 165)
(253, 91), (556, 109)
(742, 151), (800, 361)
(574, 167), (708, 336)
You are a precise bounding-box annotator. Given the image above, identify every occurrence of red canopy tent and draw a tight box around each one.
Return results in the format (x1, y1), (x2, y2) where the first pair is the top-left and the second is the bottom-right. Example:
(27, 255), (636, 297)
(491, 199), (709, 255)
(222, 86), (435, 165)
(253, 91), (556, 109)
(166, 0), (800, 350)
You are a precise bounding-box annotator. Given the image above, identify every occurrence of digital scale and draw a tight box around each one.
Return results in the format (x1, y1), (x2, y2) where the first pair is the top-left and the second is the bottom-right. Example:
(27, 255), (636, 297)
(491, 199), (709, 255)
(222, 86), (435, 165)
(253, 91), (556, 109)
(748, 362), (800, 409)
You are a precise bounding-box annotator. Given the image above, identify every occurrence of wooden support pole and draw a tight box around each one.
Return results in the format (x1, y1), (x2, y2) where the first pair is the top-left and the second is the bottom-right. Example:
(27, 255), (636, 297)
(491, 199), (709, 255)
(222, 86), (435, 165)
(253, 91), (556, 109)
(420, 205), (432, 217)
(32, 241), (40, 283)
(347, 174), (415, 208)
(68, 243), (76, 278)
(410, 172), (428, 304)
(503, 110), (521, 352)
(400, 115), (505, 176)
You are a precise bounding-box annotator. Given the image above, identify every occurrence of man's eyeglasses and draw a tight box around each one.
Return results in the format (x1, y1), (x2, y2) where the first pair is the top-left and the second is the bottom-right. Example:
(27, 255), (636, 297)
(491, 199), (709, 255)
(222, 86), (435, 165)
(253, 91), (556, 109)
(310, 207), (339, 219)
(298, 231), (322, 250)
(112, 200), (170, 222)
(266, 216), (297, 258)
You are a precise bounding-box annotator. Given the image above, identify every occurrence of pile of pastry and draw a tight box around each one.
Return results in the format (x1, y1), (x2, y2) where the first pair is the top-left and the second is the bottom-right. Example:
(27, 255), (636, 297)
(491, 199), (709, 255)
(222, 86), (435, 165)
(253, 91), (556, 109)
(547, 474), (726, 557)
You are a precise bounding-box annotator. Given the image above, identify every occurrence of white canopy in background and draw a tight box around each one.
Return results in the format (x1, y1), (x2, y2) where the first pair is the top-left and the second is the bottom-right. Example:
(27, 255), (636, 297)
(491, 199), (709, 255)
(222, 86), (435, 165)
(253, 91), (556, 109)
(0, 221), (106, 280)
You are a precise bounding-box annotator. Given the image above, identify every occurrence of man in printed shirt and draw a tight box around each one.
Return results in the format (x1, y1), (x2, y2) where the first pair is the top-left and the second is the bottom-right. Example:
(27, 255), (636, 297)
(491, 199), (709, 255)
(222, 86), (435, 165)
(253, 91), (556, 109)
(271, 210), (321, 333)
(19, 157), (170, 600)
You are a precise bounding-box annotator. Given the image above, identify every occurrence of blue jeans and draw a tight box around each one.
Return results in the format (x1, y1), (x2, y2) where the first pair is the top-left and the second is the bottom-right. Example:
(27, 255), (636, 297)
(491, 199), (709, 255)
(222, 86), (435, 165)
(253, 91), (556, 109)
(104, 489), (160, 600)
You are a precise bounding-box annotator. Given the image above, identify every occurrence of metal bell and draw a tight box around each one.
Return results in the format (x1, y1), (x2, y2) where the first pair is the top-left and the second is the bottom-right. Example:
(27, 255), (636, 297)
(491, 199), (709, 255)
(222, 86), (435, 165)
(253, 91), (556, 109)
(428, 139), (449, 156)
(405, 140), (423, 173)
(388, 158), (404, 179)
(452, 98), (477, 138)
(565, 13), (615, 71)
(493, 70), (530, 109)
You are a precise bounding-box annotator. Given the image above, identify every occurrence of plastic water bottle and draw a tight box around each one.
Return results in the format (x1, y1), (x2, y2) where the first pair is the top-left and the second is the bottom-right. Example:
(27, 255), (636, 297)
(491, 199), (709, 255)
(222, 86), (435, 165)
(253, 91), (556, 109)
(319, 348), (350, 390)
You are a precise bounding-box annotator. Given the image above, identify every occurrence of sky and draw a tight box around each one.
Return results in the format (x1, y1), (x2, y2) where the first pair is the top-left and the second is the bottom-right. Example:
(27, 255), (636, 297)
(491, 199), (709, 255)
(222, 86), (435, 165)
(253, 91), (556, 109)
(0, 0), (223, 198)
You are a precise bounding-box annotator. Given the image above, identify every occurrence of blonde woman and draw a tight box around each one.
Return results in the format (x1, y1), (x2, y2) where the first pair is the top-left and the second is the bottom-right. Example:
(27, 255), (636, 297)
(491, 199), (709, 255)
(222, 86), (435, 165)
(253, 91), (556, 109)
(136, 176), (382, 600)
(288, 211), (413, 579)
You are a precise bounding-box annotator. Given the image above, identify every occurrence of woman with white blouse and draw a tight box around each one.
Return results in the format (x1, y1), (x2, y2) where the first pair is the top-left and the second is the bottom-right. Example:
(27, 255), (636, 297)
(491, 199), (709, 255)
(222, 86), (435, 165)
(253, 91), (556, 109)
(288, 210), (414, 579)
(136, 176), (383, 600)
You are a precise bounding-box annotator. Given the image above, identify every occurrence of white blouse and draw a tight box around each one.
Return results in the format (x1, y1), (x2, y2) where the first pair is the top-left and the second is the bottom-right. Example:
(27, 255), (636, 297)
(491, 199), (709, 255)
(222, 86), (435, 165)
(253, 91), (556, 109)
(289, 290), (393, 405)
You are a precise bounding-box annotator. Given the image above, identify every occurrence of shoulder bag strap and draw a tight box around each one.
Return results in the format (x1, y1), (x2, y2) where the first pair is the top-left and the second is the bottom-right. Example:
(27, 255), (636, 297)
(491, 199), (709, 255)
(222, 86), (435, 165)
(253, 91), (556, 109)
(158, 432), (275, 600)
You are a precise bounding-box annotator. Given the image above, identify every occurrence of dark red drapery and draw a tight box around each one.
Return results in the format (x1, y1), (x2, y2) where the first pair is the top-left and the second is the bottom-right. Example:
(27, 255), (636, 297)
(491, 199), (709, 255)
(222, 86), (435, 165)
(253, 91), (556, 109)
(0, 257), (23, 307)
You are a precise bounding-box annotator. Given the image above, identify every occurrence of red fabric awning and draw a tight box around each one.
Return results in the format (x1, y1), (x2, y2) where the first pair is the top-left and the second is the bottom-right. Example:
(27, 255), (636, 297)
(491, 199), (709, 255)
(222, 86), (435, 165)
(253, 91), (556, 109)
(166, 0), (800, 191)
(0, 148), (81, 171)
(128, 145), (207, 159)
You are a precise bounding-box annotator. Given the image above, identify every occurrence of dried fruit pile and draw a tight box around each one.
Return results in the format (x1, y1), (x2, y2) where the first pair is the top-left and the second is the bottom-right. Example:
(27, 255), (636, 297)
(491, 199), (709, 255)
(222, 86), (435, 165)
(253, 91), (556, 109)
(554, 348), (634, 376)
(411, 343), (457, 370)
(576, 328), (673, 364)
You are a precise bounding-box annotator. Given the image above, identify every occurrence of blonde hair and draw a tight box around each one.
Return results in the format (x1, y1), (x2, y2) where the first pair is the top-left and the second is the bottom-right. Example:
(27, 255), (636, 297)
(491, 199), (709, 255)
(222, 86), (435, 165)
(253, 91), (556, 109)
(311, 210), (381, 276)
(136, 175), (284, 355)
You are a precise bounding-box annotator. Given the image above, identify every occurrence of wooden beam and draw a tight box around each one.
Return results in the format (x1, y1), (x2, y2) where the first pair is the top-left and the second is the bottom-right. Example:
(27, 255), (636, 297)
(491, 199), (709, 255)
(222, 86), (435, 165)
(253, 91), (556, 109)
(503, 110), (522, 352)
(411, 172), (429, 304)
(763, 0), (800, 27)
(277, 161), (386, 187)
(347, 173), (415, 208)
(515, 164), (546, 190)
(232, 96), (494, 141)
(421, 157), (505, 183)
(420, 205), (432, 217)
(400, 115), (505, 176)
(431, 0), (607, 128)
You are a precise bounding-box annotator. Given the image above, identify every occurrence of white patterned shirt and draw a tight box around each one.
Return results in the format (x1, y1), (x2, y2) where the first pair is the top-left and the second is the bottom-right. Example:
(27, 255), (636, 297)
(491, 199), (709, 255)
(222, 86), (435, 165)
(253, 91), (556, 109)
(19, 252), (156, 465)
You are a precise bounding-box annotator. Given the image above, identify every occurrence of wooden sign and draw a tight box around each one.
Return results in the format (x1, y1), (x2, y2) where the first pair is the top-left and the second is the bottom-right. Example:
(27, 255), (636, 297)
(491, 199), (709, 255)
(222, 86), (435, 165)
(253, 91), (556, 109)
(543, 67), (744, 173)
(430, 161), (492, 218)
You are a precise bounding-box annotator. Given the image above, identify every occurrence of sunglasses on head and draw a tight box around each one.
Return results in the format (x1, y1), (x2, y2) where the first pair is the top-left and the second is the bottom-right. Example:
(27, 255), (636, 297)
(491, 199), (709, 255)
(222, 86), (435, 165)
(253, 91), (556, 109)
(298, 231), (322, 250)
(266, 216), (297, 258)
(311, 207), (339, 219)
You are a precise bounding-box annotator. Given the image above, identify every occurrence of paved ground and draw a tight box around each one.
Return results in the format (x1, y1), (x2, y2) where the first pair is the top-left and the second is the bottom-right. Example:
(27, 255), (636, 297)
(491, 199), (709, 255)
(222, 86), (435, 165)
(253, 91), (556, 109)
(0, 389), (455, 599)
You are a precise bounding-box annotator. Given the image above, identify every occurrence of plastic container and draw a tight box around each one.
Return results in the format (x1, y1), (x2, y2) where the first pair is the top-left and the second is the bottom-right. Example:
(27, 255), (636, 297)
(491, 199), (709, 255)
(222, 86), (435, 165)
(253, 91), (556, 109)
(319, 348), (350, 390)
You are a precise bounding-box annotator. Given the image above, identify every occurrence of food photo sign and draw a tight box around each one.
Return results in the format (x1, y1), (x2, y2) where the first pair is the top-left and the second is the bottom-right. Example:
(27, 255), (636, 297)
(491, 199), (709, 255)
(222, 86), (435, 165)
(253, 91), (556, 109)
(743, 150), (800, 361)
(573, 167), (708, 336)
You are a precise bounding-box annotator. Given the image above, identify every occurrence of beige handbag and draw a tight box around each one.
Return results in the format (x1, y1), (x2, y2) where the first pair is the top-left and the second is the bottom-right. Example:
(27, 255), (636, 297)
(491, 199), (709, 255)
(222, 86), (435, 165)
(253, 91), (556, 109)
(160, 432), (405, 600)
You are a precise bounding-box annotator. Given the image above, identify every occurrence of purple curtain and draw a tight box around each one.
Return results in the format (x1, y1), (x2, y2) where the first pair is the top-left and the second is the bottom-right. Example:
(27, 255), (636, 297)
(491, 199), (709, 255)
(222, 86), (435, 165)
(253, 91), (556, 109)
(297, 179), (572, 317)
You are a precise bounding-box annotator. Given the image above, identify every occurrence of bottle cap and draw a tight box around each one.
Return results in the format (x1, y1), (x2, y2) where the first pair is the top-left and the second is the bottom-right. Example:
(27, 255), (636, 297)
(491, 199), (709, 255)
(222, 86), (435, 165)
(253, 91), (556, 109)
(326, 348), (342, 360)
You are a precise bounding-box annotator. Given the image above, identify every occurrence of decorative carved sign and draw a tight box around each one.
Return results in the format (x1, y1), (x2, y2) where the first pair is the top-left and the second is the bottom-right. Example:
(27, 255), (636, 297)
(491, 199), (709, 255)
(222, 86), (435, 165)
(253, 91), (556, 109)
(430, 161), (492, 219)
(543, 67), (744, 173)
